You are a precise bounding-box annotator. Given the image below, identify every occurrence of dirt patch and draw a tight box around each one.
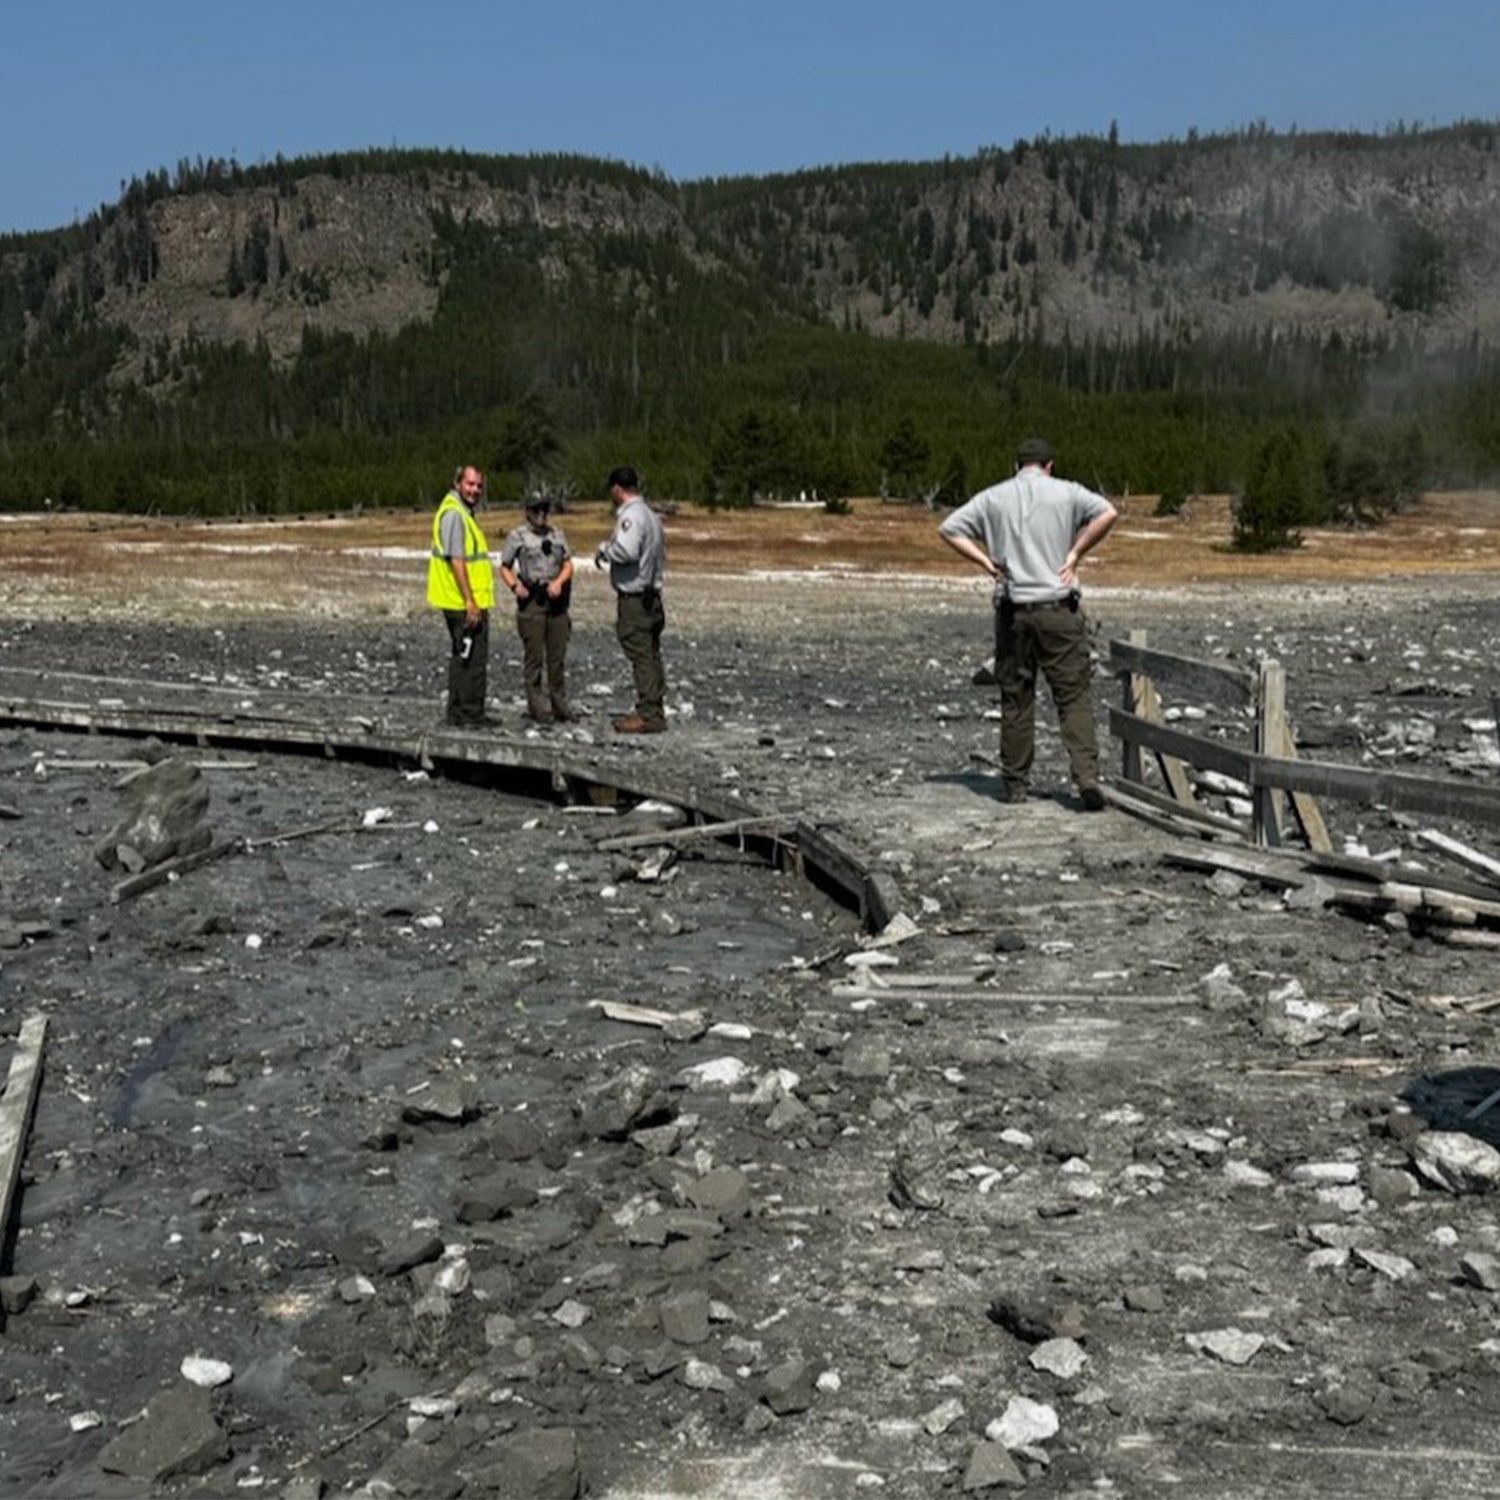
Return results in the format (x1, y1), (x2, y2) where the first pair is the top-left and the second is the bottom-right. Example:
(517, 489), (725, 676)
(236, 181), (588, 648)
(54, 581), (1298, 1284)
(3, 506), (1500, 1497)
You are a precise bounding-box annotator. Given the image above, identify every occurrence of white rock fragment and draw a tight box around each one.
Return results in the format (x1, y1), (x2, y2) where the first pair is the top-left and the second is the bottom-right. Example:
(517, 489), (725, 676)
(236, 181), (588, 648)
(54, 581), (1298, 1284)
(1315, 1185), (1365, 1214)
(552, 1299), (591, 1328)
(409, 1395), (459, 1419)
(1029, 1338), (1088, 1378)
(1353, 1247), (1416, 1282)
(1181, 1130), (1227, 1160)
(69, 1411), (104, 1432)
(816, 1370), (842, 1394)
(1292, 1161), (1360, 1185)
(923, 1396), (965, 1435)
(675, 1057), (751, 1091)
(1199, 963), (1248, 1007)
(181, 1355), (234, 1388)
(709, 1022), (755, 1041)
(1190, 1328), (1265, 1365)
(681, 1359), (733, 1392)
(986, 1394), (1059, 1448)
(361, 807), (393, 828)
(1411, 1131), (1500, 1194)
(1461, 1251), (1500, 1291)
(747, 1068), (800, 1105)
(1223, 1160), (1274, 1188)
(1305, 1247), (1350, 1272)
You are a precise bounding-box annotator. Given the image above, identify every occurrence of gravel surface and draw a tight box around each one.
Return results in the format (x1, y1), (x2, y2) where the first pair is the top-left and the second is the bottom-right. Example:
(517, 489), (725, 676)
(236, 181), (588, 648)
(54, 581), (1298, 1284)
(3, 574), (1500, 1498)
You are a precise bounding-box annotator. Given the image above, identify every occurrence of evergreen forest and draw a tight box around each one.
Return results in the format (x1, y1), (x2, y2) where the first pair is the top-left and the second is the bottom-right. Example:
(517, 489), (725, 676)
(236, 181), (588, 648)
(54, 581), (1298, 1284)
(2, 131), (1498, 546)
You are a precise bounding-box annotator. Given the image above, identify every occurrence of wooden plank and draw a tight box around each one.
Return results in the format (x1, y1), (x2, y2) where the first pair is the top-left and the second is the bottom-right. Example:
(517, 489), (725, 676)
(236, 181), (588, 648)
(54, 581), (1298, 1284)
(1107, 639), (1256, 708)
(1120, 631), (1145, 788)
(1101, 778), (1246, 835)
(833, 989), (1199, 1007)
(794, 822), (884, 927)
(1306, 848), (1500, 905)
(1108, 706), (1256, 781)
(111, 837), (244, 904)
(1253, 661), (1288, 848)
(1418, 886), (1500, 923)
(1253, 755), (1500, 827)
(0, 1014), (47, 1250)
(36, 758), (258, 772)
(1415, 828), (1500, 885)
(590, 1000), (704, 1028)
(1258, 660), (1333, 853)
(1431, 928), (1500, 949)
(1161, 846), (1309, 889)
(1133, 673), (1196, 806)
(594, 814), (797, 853)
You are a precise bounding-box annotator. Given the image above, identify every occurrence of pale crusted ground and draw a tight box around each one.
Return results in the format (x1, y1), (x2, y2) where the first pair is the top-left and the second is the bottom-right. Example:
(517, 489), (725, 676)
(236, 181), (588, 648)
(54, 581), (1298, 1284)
(3, 497), (1500, 1498)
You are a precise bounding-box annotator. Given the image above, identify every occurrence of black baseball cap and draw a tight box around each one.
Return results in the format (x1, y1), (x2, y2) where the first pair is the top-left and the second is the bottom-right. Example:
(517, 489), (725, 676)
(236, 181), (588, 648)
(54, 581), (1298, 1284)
(1016, 437), (1054, 466)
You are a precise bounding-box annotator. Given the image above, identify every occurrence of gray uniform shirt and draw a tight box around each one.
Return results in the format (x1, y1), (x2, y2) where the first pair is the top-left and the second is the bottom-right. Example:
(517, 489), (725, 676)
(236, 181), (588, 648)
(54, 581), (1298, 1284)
(939, 467), (1112, 605)
(598, 495), (664, 593)
(500, 521), (570, 587)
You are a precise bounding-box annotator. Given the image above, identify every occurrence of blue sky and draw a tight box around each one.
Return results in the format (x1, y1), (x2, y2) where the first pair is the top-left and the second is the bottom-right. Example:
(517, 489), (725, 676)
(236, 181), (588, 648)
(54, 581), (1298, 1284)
(3, 0), (1495, 233)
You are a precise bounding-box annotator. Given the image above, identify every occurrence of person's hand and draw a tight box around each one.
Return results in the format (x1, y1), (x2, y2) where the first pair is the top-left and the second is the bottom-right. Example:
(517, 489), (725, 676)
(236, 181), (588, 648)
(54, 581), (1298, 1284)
(514, 581), (529, 601)
(465, 600), (481, 627)
(1059, 551), (1079, 587)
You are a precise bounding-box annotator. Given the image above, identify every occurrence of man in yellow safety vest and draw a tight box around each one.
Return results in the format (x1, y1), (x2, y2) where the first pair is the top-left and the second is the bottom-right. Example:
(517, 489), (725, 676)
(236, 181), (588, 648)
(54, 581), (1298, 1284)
(426, 463), (496, 727)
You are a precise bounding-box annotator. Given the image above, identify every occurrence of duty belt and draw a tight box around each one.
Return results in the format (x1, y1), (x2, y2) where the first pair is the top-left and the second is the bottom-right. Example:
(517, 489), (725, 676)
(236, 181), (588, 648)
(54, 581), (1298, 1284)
(1004, 595), (1076, 613)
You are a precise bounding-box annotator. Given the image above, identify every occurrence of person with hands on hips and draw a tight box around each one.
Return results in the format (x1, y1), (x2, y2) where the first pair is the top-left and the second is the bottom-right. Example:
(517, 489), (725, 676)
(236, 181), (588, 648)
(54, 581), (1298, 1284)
(939, 436), (1117, 809)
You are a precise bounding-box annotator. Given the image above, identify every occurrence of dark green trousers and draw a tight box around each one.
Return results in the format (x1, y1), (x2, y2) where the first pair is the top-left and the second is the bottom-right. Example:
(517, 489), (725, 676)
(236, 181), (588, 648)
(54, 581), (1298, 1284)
(616, 589), (666, 727)
(516, 598), (571, 718)
(994, 599), (1099, 791)
(443, 609), (489, 726)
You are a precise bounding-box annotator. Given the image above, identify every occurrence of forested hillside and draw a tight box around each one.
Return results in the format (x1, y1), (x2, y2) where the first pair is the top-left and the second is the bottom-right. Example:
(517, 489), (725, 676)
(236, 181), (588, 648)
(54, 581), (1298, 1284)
(1, 125), (1498, 520)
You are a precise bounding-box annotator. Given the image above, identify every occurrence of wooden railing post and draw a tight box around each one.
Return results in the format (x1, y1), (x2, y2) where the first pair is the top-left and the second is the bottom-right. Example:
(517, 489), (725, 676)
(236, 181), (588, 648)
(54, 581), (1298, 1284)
(1122, 629), (1146, 786)
(1254, 660), (1288, 847)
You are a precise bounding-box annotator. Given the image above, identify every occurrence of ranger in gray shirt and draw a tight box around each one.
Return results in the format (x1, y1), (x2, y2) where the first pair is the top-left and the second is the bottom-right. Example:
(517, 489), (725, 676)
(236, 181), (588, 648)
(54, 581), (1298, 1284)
(595, 465), (667, 733)
(939, 437), (1117, 809)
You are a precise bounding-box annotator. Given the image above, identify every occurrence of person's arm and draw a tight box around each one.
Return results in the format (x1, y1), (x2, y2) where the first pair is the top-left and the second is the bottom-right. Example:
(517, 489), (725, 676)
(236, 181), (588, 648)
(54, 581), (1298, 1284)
(497, 563), (530, 601)
(497, 539), (529, 602)
(440, 509), (484, 624)
(597, 509), (644, 567)
(547, 554), (575, 599)
(449, 556), (482, 626)
(1059, 503), (1118, 588)
(940, 528), (1002, 584)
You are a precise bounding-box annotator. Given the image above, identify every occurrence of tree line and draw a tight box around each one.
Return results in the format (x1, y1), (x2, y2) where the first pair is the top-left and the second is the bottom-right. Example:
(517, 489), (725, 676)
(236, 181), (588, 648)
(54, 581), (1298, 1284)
(3, 135), (1500, 530)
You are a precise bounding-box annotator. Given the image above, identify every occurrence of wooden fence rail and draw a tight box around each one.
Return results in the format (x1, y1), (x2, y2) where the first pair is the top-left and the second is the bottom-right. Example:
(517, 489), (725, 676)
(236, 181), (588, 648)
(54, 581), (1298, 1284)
(1107, 634), (1500, 847)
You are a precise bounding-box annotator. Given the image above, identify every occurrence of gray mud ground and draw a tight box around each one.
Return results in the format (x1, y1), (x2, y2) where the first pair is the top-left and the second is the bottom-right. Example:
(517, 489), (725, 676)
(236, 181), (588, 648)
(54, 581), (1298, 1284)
(3, 576), (1500, 1498)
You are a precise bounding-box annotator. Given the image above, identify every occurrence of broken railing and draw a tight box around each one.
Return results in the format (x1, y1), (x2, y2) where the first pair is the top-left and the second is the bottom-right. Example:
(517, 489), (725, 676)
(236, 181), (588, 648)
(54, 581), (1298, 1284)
(1106, 632), (1500, 849)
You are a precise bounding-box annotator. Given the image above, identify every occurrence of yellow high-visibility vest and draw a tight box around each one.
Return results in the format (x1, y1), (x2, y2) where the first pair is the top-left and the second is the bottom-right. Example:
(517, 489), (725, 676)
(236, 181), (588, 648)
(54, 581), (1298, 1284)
(426, 493), (494, 610)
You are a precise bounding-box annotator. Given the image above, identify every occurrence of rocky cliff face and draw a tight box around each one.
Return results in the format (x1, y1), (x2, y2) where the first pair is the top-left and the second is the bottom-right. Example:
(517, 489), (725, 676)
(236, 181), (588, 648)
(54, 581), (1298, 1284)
(74, 169), (692, 372)
(736, 132), (1500, 348)
(17, 130), (1500, 374)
